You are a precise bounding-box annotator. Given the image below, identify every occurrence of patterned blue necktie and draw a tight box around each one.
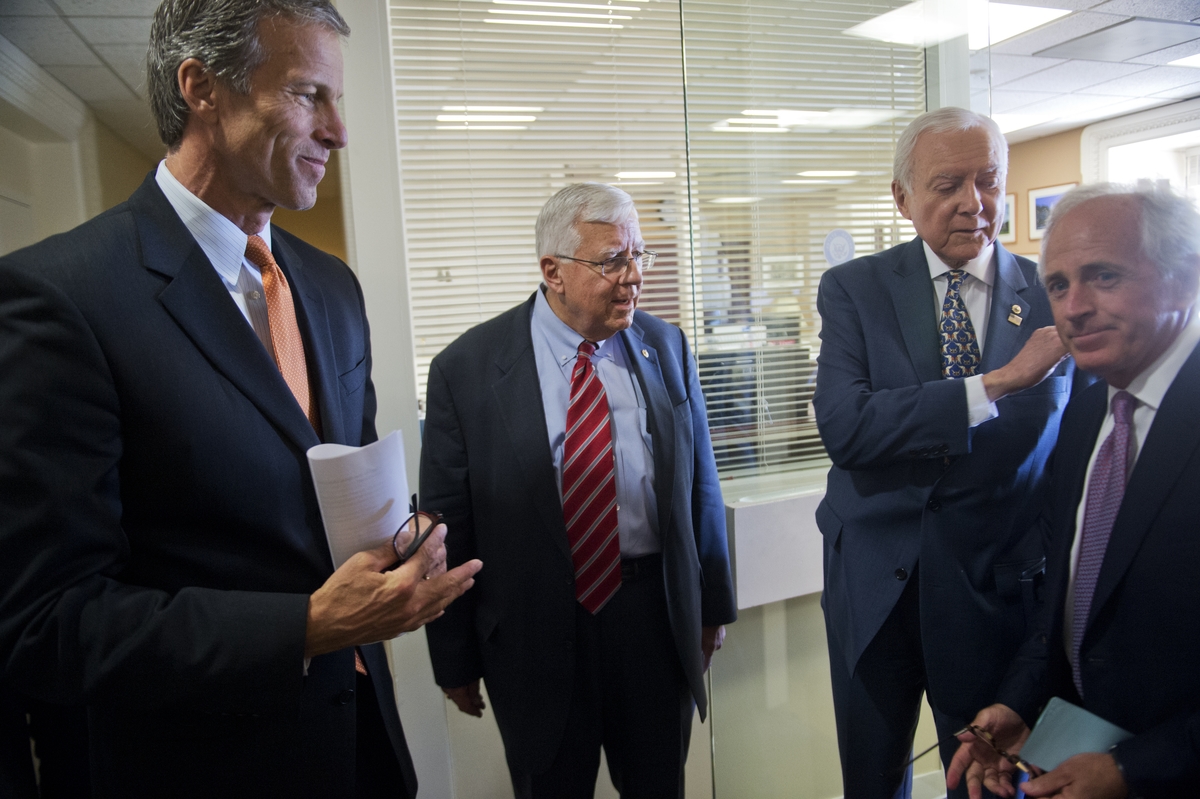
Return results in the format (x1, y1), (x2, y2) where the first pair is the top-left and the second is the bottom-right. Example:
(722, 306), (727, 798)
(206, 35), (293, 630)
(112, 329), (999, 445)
(940, 269), (981, 378)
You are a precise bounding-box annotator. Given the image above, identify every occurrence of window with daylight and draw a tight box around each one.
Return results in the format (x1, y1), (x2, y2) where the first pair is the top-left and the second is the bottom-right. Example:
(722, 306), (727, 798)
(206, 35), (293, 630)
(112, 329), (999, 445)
(388, 0), (921, 480)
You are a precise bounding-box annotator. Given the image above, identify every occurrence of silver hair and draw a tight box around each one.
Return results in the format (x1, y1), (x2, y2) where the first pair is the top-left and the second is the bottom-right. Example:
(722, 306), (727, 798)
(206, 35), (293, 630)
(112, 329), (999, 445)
(892, 106), (1008, 193)
(1039, 182), (1200, 286)
(536, 183), (638, 260)
(147, 0), (349, 150)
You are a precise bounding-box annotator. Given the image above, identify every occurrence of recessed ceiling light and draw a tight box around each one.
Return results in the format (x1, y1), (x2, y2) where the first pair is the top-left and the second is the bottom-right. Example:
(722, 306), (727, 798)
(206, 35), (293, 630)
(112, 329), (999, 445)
(844, 0), (1068, 50)
(799, 170), (860, 177)
(709, 197), (761, 204)
(615, 171), (676, 179)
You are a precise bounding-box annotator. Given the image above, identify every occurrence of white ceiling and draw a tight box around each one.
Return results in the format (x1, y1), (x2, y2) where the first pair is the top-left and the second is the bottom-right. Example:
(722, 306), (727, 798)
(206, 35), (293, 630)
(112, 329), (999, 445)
(1, 0), (1200, 158)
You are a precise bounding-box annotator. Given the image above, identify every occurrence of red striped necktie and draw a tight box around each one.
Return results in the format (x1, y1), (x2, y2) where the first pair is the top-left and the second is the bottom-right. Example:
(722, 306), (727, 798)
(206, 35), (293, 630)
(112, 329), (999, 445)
(562, 340), (622, 614)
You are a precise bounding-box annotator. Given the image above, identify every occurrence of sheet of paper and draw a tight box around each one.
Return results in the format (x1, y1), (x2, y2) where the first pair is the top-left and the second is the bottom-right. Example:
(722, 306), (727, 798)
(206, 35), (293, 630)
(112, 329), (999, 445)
(307, 430), (410, 569)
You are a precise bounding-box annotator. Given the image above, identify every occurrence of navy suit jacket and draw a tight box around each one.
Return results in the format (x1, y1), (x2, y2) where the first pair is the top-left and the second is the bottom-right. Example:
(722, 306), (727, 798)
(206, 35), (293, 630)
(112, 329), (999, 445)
(997, 341), (1200, 798)
(0, 175), (415, 797)
(813, 237), (1076, 721)
(421, 293), (737, 774)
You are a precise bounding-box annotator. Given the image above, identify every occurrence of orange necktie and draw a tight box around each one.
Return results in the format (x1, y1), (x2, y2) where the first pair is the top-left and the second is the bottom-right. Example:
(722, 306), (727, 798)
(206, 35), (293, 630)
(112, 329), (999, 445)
(246, 236), (366, 675)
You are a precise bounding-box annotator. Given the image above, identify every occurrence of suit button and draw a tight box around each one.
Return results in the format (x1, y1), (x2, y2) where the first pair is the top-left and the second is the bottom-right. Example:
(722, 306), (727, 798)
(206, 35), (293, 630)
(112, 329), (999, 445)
(926, 499), (941, 512)
(895, 568), (908, 581)
(334, 689), (355, 706)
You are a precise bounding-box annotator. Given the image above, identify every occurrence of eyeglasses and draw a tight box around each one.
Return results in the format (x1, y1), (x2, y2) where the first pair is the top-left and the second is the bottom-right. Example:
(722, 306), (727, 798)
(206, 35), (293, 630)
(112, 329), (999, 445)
(392, 493), (443, 565)
(554, 250), (657, 277)
(900, 724), (1034, 774)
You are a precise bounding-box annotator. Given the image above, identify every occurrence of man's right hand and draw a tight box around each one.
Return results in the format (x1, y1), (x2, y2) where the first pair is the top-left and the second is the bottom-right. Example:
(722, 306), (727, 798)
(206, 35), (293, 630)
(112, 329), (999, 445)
(946, 703), (1032, 799)
(444, 679), (486, 717)
(304, 525), (482, 658)
(982, 325), (1069, 402)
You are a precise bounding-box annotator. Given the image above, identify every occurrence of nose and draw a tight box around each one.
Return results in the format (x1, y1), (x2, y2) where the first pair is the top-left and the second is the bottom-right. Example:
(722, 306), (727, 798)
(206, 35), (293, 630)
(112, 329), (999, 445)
(319, 100), (349, 150)
(1057, 283), (1094, 326)
(619, 256), (644, 287)
(958, 183), (983, 215)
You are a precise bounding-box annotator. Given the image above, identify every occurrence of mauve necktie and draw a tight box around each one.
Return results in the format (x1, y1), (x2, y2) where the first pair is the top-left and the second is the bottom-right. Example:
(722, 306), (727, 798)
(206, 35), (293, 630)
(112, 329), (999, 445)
(246, 236), (366, 675)
(1071, 390), (1137, 696)
(562, 341), (622, 614)
(940, 269), (982, 378)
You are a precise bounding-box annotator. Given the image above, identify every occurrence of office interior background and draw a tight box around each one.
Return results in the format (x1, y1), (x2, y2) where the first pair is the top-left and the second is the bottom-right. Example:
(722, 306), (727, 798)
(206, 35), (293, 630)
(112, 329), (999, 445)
(3, 0), (1200, 795)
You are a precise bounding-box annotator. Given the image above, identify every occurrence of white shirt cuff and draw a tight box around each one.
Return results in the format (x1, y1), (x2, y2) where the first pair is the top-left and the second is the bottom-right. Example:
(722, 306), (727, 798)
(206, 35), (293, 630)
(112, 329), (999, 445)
(964, 374), (999, 427)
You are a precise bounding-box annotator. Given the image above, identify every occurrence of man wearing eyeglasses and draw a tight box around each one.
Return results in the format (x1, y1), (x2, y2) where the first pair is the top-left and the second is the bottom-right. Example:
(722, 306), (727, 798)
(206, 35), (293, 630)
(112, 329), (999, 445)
(948, 186), (1200, 799)
(421, 182), (736, 798)
(813, 107), (1083, 798)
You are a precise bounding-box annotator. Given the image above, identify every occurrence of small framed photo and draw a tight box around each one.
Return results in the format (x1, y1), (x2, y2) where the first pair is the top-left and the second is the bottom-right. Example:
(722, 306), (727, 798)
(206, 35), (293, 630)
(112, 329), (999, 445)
(1028, 183), (1076, 240)
(998, 193), (1016, 243)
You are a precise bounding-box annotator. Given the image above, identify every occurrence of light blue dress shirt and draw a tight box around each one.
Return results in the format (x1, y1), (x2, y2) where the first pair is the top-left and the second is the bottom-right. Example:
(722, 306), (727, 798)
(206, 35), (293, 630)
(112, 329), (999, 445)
(530, 288), (660, 557)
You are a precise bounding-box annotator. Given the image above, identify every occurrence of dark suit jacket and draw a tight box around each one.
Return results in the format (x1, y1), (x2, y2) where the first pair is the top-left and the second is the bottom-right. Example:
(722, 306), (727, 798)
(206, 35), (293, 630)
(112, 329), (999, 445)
(996, 341), (1200, 798)
(0, 175), (415, 798)
(421, 293), (736, 774)
(813, 237), (1076, 721)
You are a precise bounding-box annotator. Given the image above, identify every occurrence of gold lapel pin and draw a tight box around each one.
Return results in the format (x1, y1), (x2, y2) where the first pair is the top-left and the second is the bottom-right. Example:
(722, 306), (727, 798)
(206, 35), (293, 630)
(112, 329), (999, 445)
(1008, 304), (1023, 326)
(641, 349), (650, 358)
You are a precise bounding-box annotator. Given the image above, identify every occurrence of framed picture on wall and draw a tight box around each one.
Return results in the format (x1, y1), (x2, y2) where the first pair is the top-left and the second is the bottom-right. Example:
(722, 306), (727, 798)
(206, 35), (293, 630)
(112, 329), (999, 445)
(1029, 183), (1076, 239)
(998, 193), (1016, 243)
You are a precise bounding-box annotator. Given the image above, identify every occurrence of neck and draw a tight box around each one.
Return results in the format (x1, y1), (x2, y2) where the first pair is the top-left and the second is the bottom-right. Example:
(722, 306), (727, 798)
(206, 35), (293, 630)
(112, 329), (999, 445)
(165, 145), (273, 235)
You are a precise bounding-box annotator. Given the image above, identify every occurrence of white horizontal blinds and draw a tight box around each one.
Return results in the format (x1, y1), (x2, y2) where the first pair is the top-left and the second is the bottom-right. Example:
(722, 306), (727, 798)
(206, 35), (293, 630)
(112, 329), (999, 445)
(387, 0), (692, 400)
(680, 0), (922, 476)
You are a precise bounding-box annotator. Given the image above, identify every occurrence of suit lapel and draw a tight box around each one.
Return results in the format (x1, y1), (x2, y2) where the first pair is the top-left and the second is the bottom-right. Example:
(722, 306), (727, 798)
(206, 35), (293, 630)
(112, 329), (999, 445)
(980, 245), (1032, 373)
(888, 237), (942, 383)
(273, 231), (345, 445)
(490, 295), (573, 563)
(1088, 341), (1200, 626)
(131, 177), (320, 453)
(620, 320), (675, 538)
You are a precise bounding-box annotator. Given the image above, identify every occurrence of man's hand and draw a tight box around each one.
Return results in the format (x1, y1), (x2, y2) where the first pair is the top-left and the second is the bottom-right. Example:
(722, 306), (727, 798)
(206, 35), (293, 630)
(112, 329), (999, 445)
(304, 525), (482, 657)
(1021, 752), (1128, 799)
(701, 625), (725, 673)
(946, 704), (1031, 799)
(983, 325), (1069, 402)
(445, 679), (486, 718)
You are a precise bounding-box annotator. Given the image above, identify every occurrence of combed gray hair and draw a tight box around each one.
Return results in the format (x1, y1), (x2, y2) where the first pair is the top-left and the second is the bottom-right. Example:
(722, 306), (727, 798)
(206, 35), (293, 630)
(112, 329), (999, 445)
(893, 107), (1008, 193)
(536, 183), (638, 260)
(147, 0), (349, 150)
(1040, 183), (1200, 286)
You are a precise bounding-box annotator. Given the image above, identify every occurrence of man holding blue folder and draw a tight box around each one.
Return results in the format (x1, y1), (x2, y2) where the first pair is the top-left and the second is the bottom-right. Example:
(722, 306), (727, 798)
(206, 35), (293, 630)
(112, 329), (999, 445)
(948, 185), (1200, 798)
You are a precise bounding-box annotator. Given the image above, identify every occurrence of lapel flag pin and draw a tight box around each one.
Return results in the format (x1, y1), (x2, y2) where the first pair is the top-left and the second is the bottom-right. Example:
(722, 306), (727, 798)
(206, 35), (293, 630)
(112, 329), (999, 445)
(1008, 304), (1023, 326)
(641, 349), (650, 358)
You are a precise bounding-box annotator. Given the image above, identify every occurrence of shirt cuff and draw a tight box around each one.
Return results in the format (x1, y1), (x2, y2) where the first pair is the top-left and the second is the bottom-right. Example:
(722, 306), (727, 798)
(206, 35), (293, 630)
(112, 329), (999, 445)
(964, 374), (999, 428)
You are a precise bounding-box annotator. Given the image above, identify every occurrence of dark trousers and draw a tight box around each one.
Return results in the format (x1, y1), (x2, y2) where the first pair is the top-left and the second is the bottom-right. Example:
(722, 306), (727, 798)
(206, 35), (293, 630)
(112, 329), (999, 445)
(355, 670), (412, 799)
(0, 687), (91, 799)
(826, 573), (993, 799)
(508, 556), (694, 799)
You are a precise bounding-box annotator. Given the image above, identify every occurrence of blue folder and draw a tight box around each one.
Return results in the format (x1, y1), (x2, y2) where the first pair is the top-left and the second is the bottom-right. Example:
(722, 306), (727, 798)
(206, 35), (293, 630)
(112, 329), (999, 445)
(1020, 696), (1133, 771)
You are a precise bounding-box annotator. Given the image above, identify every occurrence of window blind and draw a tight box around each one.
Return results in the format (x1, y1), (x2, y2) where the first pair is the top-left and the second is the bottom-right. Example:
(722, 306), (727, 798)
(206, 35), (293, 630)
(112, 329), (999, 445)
(387, 0), (921, 478)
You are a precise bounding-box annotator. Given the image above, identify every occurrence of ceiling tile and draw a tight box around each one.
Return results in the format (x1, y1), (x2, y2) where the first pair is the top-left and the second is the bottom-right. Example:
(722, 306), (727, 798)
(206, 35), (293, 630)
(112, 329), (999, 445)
(972, 53), (1068, 85)
(89, 97), (163, 160)
(53, 0), (161, 16)
(990, 12), (1131, 56)
(1007, 90), (1136, 117)
(988, 0), (1109, 8)
(99, 57), (147, 97)
(1090, 0), (1200, 23)
(0, 0), (58, 15)
(990, 89), (1059, 113)
(1127, 36), (1200, 63)
(1148, 78), (1200, 98)
(93, 42), (147, 66)
(0, 15), (98, 66)
(43, 64), (135, 103)
(1078, 64), (1200, 95)
(1036, 17), (1200, 60)
(1000, 58), (1150, 93)
(70, 16), (152, 45)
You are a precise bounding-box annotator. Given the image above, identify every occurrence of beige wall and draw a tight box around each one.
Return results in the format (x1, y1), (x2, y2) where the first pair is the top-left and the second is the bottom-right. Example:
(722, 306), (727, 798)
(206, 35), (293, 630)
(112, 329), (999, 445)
(90, 119), (158, 214)
(274, 151), (348, 263)
(1005, 127), (1083, 258)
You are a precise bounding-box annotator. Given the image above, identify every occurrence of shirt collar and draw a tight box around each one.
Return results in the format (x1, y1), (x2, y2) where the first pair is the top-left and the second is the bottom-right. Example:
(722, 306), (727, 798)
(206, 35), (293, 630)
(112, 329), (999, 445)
(533, 286), (617, 367)
(1114, 310), (1200, 413)
(155, 160), (272, 290)
(923, 240), (995, 287)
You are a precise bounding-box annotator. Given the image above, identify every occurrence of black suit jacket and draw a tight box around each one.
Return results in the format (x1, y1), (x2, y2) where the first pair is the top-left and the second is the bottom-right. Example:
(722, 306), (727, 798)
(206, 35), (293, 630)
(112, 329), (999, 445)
(997, 340), (1200, 798)
(814, 237), (1078, 720)
(0, 175), (415, 797)
(421, 293), (736, 774)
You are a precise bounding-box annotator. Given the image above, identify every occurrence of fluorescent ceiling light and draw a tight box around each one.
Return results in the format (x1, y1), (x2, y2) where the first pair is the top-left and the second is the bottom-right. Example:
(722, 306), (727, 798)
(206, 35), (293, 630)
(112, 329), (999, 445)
(494, 0), (639, 8)
(443, 105), (544, 112)
(709, 197), (761, 204)
(436, 114), (538, 122)
(799, 170), (860, 177)
(615, 171), (676, 179)
(1168, 53), (1200, 68)
(485, 18), (622, 27)
(844, 0), (1069, 50)
(990, 112), (1056, 134)
(436, 125), (529, 130)
(489, 8), (631, 19)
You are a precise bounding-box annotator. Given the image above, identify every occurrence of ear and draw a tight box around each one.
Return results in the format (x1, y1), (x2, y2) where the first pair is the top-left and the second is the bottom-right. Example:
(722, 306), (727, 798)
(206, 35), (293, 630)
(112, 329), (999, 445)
(892, 180), (912, 221)
(177, 58), (220, 125)
(541, 255), (565, 297)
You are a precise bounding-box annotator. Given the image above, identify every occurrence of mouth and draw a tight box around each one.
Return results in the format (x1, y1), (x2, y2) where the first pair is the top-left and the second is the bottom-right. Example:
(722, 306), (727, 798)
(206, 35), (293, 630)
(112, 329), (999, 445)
(300, 155), (327, 172)
(1068, 327), (1114, 350)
